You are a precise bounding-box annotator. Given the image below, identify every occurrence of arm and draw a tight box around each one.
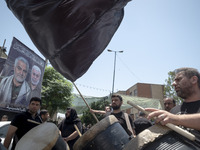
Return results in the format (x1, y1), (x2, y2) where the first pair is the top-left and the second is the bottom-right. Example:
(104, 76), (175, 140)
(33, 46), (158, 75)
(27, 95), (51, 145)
(145, 108), (200, 130)
(63, 131), (79, 142)
(90, 109), (106, 115)
(4, 125), (17, 149)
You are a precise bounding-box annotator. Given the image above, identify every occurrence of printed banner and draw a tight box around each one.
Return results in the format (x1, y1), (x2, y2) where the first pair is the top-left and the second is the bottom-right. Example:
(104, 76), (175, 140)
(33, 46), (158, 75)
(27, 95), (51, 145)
(0, 58), (6, 73)
(0, 37), (45, 111)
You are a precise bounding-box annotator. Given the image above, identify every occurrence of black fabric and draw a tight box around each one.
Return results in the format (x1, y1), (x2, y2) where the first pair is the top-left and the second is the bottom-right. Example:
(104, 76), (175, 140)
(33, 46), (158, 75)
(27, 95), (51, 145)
(170, 100), (200, 114)
(170, 100), (200, 144)
(6, 0), (130, 81)
(133, 117), (152, 135)
(10, 111), (42, 150)
(58, 108), (82, 150)
(111, 111), (134, 136)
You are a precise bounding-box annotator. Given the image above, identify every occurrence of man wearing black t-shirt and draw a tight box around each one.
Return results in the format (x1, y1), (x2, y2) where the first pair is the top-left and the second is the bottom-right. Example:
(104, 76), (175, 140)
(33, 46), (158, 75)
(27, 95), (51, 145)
(146, 67), (200, 142)
(4, 97), (42, 150)
(111, 94), (136, 136)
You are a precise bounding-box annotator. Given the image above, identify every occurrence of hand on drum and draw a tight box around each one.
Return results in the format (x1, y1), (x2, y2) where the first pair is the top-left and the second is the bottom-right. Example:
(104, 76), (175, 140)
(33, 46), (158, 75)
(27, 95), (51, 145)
(145, 108), (178, 126)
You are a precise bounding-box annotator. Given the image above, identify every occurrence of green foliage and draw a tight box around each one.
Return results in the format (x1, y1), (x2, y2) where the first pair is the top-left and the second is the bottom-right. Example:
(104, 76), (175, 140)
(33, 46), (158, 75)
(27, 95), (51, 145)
(41, 66), (73, 117)
(81, 100), (110, 126)
(164, 71), (183, 104)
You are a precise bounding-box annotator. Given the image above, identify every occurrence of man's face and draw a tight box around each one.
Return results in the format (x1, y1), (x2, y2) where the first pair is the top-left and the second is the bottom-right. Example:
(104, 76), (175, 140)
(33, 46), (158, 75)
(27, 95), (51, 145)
(14, 60), (27, 83)
(105, 106), (111, 112)
(42, 113), (49, 122)
(111, 97), (122, 110)
(28, 101), (41, 114)
(172, 72), (193, 99)
(164, 98), (175, 112)
(31, 68), (41, 86)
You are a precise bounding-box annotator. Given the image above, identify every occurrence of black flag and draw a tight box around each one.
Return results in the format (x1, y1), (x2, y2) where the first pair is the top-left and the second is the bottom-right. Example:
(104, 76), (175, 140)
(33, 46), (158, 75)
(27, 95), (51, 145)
(6, 0), (130, 81)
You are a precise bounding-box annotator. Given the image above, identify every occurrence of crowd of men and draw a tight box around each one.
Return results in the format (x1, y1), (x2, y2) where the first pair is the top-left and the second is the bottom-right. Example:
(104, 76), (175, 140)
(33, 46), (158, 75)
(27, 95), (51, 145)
(1, 67), (200, 149)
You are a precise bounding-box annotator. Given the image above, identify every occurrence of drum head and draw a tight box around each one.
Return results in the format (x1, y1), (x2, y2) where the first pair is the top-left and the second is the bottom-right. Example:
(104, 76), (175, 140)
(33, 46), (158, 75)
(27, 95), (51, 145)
(123, 124), (171, 150)
(15, 122), (59, 150)
(74, 115), (118, 150)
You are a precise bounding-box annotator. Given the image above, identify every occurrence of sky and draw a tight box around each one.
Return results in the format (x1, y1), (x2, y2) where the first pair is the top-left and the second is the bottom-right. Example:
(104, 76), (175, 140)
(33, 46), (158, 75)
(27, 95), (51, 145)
(1, 0), (200, 97)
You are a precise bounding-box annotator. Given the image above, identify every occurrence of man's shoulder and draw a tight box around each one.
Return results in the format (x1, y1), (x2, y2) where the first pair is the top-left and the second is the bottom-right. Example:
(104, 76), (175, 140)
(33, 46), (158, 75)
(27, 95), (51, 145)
(0, 75), (13, 83)
(170, 105), (181, 114)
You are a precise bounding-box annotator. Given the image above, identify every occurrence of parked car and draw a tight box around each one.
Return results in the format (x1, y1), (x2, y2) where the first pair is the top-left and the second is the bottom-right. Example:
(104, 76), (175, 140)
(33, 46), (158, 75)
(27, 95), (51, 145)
(0, 121), (11, 150)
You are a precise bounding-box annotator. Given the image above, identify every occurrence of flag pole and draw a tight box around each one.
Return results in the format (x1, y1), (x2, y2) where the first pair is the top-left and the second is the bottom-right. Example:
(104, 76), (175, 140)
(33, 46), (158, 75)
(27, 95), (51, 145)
(73, 82), (99, 123)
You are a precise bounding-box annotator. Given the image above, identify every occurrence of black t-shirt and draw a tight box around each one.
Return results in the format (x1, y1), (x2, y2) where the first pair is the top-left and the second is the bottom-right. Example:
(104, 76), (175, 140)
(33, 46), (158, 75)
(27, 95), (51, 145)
(11, 111), (42, 150)
(134, 117), (152, 135)
(111, 111), (135, 136)
(170, 100), (200, 143)
(170, 100), (200, 114)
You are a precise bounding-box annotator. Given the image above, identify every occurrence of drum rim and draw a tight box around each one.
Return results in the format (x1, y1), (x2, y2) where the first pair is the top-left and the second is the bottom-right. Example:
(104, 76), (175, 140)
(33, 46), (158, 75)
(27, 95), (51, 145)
(15, 122), (60, 150)
(73, 115), (118, 150)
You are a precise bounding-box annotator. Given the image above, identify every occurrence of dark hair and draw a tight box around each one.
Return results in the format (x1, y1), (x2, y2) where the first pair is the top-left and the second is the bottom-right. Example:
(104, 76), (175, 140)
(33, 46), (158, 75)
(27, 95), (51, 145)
(40, 109), (48, 116)
(175, 67), (200, 88)
(111, 94), (123, 101)
(139, 111), (145, 117)
(30, 97), (42, 105)
(164, 97), (176, 105)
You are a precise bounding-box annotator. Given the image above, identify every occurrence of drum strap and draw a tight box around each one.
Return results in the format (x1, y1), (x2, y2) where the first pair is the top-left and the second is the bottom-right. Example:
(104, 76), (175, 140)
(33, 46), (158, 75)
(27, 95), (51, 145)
(124, 113), (133, 135)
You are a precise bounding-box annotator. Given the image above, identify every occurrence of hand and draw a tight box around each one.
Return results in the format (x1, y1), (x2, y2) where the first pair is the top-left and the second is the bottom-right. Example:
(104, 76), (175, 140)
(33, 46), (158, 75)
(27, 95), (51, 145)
(145, 108), (178, 125)
(63, 137), (69, 142)
(90, 109), (94, 113)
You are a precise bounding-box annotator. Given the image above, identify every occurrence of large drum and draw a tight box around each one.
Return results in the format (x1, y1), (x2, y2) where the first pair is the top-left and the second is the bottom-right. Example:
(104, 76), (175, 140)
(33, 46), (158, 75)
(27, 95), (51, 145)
(123, 124), (200, 150)
(15, 122), (68, 150)
(73, 115), (131, 150)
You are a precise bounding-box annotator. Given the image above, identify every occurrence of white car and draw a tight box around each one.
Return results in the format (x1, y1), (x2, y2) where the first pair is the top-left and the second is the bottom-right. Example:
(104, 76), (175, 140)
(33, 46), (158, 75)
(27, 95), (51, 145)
(0, 121), (11, 150)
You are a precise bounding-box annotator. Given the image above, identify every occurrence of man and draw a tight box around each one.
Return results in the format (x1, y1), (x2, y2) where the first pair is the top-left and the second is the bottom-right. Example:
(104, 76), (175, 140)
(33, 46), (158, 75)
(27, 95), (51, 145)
(40, 109), (49, 122)
(0, 56), (30, 107)
(28, 65), (42, 100)
(146, 67), (200, 141)
(133, 111), (152, 135)
(111, 94), (136, 136)
(163, 97), (176, 112)
(4, 97), (42, 150)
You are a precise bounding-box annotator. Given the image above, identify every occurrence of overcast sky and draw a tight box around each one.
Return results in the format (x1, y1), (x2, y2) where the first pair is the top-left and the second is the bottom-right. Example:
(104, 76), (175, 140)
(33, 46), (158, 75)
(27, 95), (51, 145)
(1, 0), (200, 97)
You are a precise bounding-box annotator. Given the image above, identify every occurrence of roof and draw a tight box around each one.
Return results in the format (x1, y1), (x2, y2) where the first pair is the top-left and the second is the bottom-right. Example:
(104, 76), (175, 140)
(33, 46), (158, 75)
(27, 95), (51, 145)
(71, 94), (162, 114)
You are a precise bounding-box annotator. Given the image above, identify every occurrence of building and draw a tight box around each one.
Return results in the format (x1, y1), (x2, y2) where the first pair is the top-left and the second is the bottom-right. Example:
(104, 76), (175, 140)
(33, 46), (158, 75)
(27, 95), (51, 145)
(125, 83), (164, 101)
(115, 83), (165, 117)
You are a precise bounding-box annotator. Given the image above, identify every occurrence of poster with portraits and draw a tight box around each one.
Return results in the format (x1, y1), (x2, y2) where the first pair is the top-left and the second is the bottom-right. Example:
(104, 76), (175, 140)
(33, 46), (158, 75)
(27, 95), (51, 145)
(0, 37), (45, 112)
(0, 58), (6, 73)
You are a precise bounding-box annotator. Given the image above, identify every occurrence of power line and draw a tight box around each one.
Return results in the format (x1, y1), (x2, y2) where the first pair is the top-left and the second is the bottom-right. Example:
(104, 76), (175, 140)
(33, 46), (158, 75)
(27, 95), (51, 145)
(116, 54), (143, 82)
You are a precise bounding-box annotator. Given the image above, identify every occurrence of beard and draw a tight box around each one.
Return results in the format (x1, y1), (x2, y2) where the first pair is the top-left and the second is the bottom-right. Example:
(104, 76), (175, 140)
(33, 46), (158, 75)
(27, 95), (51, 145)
(14, 74), (25, 83)
(176, 82), (193, 99)
(31, 78), (40, 86)
(112, 104), (121, 110)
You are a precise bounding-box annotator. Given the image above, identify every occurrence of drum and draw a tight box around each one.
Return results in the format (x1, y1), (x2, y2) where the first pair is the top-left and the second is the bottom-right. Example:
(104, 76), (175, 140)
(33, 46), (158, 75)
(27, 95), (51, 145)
(73, 115), (131, 150)
(123, 124), (200, 150)
(15, 122), (68, 150)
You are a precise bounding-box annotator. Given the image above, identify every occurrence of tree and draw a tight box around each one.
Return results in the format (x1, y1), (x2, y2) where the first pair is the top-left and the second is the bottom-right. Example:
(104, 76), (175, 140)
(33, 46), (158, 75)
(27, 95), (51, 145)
(81, 100), (110, 126)
(41, 66), (73, 117)
(164, 71), (183, 104)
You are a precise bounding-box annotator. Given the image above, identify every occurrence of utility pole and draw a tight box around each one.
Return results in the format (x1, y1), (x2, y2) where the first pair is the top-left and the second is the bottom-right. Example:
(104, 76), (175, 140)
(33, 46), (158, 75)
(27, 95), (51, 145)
(107, 49), (123, 94)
